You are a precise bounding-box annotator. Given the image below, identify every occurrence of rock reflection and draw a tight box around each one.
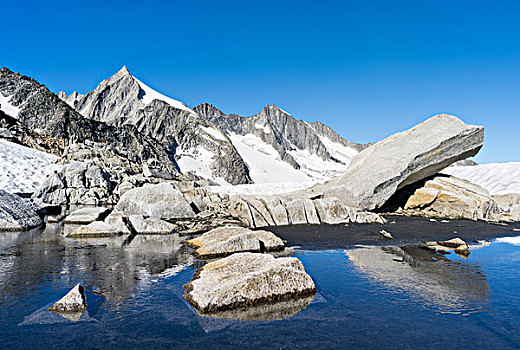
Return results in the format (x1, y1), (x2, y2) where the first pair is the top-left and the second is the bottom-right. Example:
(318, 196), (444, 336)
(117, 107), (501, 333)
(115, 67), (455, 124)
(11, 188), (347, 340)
(0, 224), (194, 308)
(199, 295), (316, 321)
(346, 245), (489, 313)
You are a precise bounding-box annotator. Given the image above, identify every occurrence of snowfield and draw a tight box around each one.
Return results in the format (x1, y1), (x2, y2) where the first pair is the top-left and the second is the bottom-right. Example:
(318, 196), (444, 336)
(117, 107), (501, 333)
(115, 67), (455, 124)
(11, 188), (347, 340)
(442, 162), (520, 195)
(0, 139), (60, 194)
(228, 132), (312, 183)
(207, 181), (316, 196)
(0, 93), (21, 118)
(134, 77), (195, 114)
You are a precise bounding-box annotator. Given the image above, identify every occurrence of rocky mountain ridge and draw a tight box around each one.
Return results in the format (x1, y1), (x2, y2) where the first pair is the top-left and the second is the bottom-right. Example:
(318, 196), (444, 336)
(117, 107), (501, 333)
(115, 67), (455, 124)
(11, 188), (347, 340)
(60, 67), (251, 185)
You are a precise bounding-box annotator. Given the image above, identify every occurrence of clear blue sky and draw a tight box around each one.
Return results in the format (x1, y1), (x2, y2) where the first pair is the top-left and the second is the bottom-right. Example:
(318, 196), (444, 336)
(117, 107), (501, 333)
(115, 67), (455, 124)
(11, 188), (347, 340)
(2, 0), (519, 163)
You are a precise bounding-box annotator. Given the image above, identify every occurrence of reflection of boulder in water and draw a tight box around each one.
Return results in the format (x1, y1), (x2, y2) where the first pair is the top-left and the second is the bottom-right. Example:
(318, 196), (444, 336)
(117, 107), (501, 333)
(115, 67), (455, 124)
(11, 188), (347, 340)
(124, 234), (195, 275)
(200, 295), (315, 321)
(346, 245), (489, 312)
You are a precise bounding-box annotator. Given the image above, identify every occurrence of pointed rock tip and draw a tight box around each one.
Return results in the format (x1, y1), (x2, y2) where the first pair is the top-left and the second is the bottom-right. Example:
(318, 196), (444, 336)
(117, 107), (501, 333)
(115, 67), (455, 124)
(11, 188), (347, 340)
(115, 65), (131, 77)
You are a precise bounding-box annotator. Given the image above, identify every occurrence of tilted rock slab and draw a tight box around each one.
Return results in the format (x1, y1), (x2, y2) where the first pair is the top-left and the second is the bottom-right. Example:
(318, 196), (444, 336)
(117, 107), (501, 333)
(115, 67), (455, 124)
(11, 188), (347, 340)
(64, 207), (110, 224)
(187, 226), (284, 258)
(114, 182), (195, 219)
(184, 252), (315, 313)
(48, 284), (87, 313)
(310, 114), (484, 211)
(0, 190), (43, 231)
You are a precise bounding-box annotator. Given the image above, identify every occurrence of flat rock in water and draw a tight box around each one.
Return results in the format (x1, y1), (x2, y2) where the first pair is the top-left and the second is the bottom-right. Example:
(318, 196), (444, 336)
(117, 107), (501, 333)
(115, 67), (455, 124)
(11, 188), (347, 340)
(309, 115), (484, 211)
(0, 190), (43, 231)
(187, 226), (284, 258)
(64, 207), (110, 224)
(66, 219), (129, 238)
(48, 284), (87, 313)
(184, 252), (315, 313)
(114, 183), (195, 219)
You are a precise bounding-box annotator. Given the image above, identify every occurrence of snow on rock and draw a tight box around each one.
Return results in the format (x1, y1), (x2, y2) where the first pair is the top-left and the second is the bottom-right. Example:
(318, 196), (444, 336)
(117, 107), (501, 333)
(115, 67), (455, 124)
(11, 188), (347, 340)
(228, 132), (312, 184)
(133, 76), (194, 114)
(495, 236), (520, 246)
(288, 148), (349, 181)
(176, 146), (228, 185)
(317, 134), (358, 165)
(200, 126), (226, 141)
(442, 162), (520, 195)
(0, 93), (20, 118)
(207, 181), (316, 196)
(0, 139), (60, 194)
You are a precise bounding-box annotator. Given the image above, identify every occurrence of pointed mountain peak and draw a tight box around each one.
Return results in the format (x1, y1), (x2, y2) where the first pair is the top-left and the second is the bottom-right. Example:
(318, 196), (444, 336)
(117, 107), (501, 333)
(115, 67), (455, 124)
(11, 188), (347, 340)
(262, 104), (292, 116)
(117, 65), (131, 76)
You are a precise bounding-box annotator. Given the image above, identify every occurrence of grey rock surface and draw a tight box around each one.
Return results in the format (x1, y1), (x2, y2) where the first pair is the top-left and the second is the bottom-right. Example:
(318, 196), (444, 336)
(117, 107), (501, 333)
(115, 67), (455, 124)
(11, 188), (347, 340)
(127, 215), (177, 235)
(64, 207), (110, 224)
(48, 284), (87, 313)
(184, 252), (316, 313)
(66, 219), (130, 238)
(309, 114), (485, 210)
(114, 182), (195, 219)
(186, 226), (284, 258)
(0, 190), (43, 231)
(402, 176), (503, 221)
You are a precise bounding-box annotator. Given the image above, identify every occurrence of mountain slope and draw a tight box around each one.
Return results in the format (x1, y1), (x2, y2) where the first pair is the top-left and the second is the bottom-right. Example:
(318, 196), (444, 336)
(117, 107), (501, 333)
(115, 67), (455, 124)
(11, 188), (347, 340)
(64, 67), (251, 185)
(194, 103), (365, 182)
(0, 67), (179, 178)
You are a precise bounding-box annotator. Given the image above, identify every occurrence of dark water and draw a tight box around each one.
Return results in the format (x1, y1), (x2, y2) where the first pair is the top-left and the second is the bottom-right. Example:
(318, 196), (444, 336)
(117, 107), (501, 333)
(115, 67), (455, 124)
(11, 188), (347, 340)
(1, 223), (520, 349)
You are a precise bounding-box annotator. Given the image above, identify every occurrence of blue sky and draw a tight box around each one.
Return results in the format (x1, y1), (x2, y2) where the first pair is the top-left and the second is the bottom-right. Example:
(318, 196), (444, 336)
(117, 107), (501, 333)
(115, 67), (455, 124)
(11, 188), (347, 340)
(2, 0), (519, 163)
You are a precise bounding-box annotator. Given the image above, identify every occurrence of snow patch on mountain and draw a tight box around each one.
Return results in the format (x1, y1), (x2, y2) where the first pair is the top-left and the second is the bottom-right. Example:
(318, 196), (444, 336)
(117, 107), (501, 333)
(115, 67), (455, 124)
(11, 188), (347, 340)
(0, 93), (20, 118)
(288, 148), (349, 181)
(133, 76), (194, 113)
(207, 181), (316, 196)
(317, 135), (358, 164)
(176, 146), (228, 185)
(442, 162), (520, 195)
(228, 132), (312, 184)
(0, 139), (60, 194)
(200, 126), (226, 141)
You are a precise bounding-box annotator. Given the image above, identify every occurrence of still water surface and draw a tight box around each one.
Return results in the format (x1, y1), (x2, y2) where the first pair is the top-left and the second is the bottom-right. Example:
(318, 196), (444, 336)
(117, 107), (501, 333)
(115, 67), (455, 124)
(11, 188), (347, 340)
(1, 224), (519, 349)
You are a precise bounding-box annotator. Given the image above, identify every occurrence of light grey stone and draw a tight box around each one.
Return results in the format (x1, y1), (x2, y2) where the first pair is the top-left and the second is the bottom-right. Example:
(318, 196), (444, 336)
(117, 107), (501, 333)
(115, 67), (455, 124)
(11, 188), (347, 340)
(64, 207), (110, 224)
(48, 284), (87, 313)
(310, 114), (484, 211)
(187, 226), (284, 258)
(184, 252), (315, 313)
(114, 182), (195, 219)
(127, 215), (177, 235)
(0, 190), (43, 231)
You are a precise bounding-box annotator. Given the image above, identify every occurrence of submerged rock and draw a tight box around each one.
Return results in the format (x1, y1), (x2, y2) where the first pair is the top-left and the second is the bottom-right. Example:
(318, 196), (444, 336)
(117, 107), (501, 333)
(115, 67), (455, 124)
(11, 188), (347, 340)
(0, 190), (43, 231)
(310, 114), (484, 211)
(184, 252), (315, 313)
(64, 207), (110, 224)
(186, 226), (284, 258)
(114, 183), (195, 219)
(48, 284), (87, 313)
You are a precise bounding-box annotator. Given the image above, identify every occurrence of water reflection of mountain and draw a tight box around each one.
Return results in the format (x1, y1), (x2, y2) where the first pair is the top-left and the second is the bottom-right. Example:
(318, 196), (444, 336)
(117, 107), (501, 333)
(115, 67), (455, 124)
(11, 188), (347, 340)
(346, 245), (489, 313)
(0, 224), (194, 305)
